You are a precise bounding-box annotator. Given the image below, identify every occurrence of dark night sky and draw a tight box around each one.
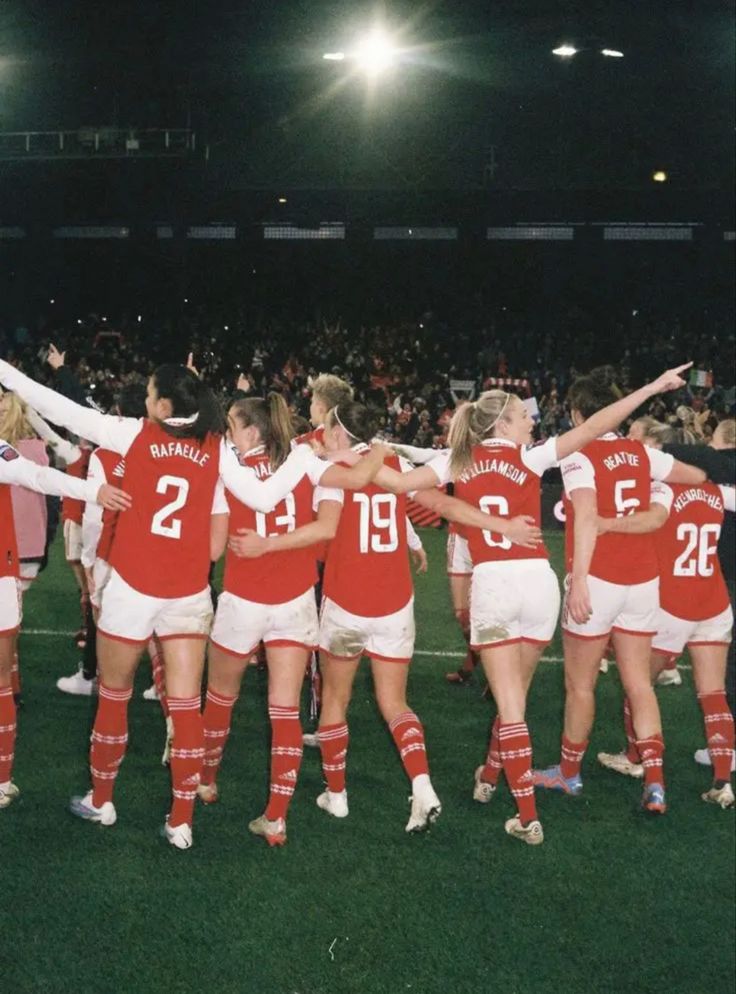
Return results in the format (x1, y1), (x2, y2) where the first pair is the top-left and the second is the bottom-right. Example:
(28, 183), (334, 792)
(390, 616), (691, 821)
(0, 1), (733, 189)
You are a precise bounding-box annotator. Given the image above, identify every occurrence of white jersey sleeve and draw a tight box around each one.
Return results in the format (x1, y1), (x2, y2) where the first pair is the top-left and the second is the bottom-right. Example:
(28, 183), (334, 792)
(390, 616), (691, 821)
(81, 451), (106, 568)
(0, 440), (101, 503)
(0, 360), (141, 454)
(211, 478), (229, 514)
(646, 447), (676, 481)
(391, 443), (446, 466)
(424, 451), (452, 486)
(650, 480), (674, 512)
(26, 408), (82, 467)
(520, 437), (558, 476)
(560, 451), (596, 495)
(314, 485), (344, 508)
(406, 517), (423, 551)
(719, 484), (736, 513)
(218, 440), (322, 513)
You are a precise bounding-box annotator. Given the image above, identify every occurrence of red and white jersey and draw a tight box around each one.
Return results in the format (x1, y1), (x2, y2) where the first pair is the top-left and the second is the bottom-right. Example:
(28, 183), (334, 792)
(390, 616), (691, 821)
(0, 438), (101, 579)
(428, 437), (558, 566)
(651, 481), (734, 621)
(62, 446), (92, 525)
(110, 422), (222, 598)
(82, 448), (126, 568)
(223, 445), (322, 604)
(317, 447), (412, 617)
(293, 425), (325, 448)
(561, 433), (674, 585)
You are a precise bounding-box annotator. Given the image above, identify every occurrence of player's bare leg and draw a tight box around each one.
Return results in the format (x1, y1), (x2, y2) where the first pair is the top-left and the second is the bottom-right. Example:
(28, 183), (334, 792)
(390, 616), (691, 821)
(371, 658), (441, 832)
(316, 652), (361, 818)
(690, 643), (734, 808)
(446, 575), (477, 685)
(199, 642), (248, 803)
(249, 645), (309, 846)
(533, 633), (606, 797)
(480, 643), (542, 844)
(0, 634), (20, 808)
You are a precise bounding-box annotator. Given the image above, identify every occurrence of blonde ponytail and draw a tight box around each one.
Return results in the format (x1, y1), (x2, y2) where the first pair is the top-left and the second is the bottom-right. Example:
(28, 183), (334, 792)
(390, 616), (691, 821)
(448, 390), (513, 477)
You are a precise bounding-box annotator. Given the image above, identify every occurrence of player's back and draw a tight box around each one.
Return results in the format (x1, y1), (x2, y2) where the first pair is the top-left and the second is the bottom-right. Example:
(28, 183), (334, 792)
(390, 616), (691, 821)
(324, 450), (412, 617)
(565, 434), (657, 585)
(655, 482), (729, 620)
(224, 447), (317, 604)
(110, 420), (220, 597)
(95, 449), (126, 563)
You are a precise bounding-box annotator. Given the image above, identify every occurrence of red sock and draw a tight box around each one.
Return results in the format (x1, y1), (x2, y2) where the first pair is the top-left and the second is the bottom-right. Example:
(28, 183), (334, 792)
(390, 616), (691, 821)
(560, 734), (588, 779)
(0, 686), (17, 783)
(698, 691), (734, 783)
(389, 711), (430, 780)
(265, 704), (303, 821)
(637, 733), (665, 788)
(168, 695), (204, 828)
(318, 722), (349, 792)
(90, 684), (132, 806)
(481, 716), (503, 786)
(148, 637), (169, 718)
(10, 652), (20, 696)
(499, 721), (537, 824)
(201, 687), (237, 786)
(623, 698), (641, 764)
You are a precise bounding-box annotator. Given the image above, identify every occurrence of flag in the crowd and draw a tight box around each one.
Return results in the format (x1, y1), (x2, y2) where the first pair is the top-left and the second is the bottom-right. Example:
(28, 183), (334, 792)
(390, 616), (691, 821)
(523, 397), (540, 422)
(689, 369), (713, 388)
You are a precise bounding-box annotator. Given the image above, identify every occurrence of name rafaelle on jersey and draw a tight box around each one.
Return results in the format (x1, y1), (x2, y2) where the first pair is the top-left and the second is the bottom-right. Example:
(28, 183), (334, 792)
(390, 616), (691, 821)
(149, 441), (211, 466)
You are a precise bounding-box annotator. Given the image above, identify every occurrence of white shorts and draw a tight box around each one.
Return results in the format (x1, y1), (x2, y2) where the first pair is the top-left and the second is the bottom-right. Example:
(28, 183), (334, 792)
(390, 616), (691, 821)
(63, 520), (83, 562)
(319, 596), (415, 663)
(470, 559), (560, 649)
(447, 532), (473, 576)
(563, 574), (659, 641)
(19, 562), (41, 594)
(0, 576), (21, 636)
(653, 604), (734, 657)
(97, 568), (213, 644)
(90, 558), (113, 610)
(210, 588), (318, 659)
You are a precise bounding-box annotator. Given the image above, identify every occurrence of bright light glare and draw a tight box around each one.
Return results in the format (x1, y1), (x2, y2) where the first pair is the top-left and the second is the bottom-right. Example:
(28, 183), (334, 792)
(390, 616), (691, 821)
(601, 48), (624, 58)
(652, 170), (668, 183)
(354, 30), (398, 75)
(323, 52), (345, 61)
(552, 44), (578, 57)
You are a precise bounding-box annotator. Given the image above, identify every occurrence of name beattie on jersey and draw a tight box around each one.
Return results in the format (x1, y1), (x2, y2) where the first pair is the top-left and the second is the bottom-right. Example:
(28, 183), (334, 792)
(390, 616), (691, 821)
(149, 441), (210, 467)
(603, 452), (640, 471)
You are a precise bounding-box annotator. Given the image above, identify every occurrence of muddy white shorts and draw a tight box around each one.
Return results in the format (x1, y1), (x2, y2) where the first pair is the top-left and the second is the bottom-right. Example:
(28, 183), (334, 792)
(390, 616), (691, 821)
(470, 559), (560, 649)
(652, 604), (733, 657)
(563, 574), (659, 641)
(210, 587), (318, 659)
(0, 576), (21, 636)
(447, 531), (473, 577)
(63, 520), (83, 562)
(90, 558), (113, 610)
(97, 568), (213, 644)
(319, 596), (416, 663)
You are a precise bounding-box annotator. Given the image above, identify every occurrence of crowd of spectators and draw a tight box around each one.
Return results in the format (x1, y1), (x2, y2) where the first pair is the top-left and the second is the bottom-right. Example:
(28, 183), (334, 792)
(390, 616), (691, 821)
(1, 301), (734, 446)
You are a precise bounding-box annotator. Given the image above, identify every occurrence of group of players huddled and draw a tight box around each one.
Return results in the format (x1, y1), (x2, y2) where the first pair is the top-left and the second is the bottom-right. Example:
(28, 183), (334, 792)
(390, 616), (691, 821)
(0, 350), (733, 849)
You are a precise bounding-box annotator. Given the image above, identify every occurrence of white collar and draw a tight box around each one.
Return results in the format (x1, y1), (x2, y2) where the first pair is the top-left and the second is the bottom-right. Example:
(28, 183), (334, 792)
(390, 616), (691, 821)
(480, 437), (517, 450)
(243, 444), (266, 457)
(352, 442), (370, 453)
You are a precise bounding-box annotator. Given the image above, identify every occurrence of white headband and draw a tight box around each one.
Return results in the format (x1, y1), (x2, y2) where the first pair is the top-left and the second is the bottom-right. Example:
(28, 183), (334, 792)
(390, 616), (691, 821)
(485, 393), (511, 434)
(164, 413), (199, 427)
(332, 405), (356, 440)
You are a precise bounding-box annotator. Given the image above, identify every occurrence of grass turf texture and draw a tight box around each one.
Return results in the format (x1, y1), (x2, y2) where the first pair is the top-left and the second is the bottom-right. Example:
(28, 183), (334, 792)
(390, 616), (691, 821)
(2, 530), (734, 994)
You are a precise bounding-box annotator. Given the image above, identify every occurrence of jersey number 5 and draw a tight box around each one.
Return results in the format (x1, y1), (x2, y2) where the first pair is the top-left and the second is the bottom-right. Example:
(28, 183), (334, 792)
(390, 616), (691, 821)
(614, 479), (640, 517)
(354, 493), (398, 553)
(151, 475), (190, 539)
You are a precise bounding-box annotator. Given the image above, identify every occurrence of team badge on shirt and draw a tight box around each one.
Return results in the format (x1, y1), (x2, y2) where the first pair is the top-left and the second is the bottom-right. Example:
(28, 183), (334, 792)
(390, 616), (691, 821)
(0, 444), (19, 462)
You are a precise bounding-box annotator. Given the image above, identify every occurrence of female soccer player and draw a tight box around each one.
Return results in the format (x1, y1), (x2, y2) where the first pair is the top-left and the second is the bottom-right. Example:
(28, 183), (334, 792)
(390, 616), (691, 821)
(595, 476), (734, 808)
(232, 401), (544, 834)
(0, 358), (385, 848)
(199, 393), (355, 846)
(0, 437), (129, 808)
(533, 370), (706, 815)
(374, 363), (695, 844)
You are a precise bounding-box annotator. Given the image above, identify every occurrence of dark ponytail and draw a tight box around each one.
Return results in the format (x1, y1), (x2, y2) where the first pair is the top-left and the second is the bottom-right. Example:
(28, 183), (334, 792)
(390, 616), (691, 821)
(567, 365), (623, 421)
(152, 364), (225, 442)
(327, 401), (380, 443)
(229, 393), (294, 468)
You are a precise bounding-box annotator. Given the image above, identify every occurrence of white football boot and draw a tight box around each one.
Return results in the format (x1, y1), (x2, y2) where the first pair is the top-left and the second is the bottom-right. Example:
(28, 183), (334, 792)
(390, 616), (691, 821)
(473, 766), (497, 804)
(142, 684), (159, 701)
(405, 774), (442, 832)
(163, 819), (193, 849)
(248, 814), (287, 846)
(56, 666), (96, 696)
(694, 748), (736, 772)
(656, 667), (682, 687)
(597, 751), (644, 778)
(0, 781), (20, 809)
(69, 790), (117, 826)
(316, 789), (349, 819)
(504, 816), (544, 846)
(701, 783), (735, 809)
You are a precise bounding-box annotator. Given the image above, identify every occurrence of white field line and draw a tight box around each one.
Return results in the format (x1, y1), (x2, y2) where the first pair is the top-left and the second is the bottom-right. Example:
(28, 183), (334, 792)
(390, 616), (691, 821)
(20, 629), (693, 670)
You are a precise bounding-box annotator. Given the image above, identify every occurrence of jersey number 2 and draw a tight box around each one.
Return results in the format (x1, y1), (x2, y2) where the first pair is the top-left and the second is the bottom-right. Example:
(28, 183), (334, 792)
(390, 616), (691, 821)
(151, 475), (190, 539)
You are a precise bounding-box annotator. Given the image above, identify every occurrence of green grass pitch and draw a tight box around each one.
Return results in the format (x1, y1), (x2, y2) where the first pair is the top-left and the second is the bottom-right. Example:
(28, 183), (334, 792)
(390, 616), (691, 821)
(2, 530), (734, 994)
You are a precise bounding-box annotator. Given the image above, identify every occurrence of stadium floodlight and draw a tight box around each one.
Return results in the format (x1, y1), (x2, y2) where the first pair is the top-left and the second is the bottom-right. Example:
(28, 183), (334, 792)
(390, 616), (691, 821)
(552, 44), (578, 57)
(353, 29), (398, 75)
(323, 52), (346, 61)
(652, 170), (668, 182)
(601, 48), (624, 58)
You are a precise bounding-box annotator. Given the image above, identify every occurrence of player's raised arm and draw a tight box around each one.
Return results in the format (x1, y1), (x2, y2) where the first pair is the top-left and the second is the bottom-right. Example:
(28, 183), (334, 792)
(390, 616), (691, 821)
(0, 358), (141, 455)
(554, 363), (693, 462)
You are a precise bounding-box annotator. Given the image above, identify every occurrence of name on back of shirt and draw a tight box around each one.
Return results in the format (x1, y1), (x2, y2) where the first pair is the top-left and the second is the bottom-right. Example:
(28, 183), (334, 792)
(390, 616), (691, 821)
(673, 488), (723, 514)
(459, 458), (528, 486)
(149, 441), (210, 467)
(603, 452), (640, 471)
